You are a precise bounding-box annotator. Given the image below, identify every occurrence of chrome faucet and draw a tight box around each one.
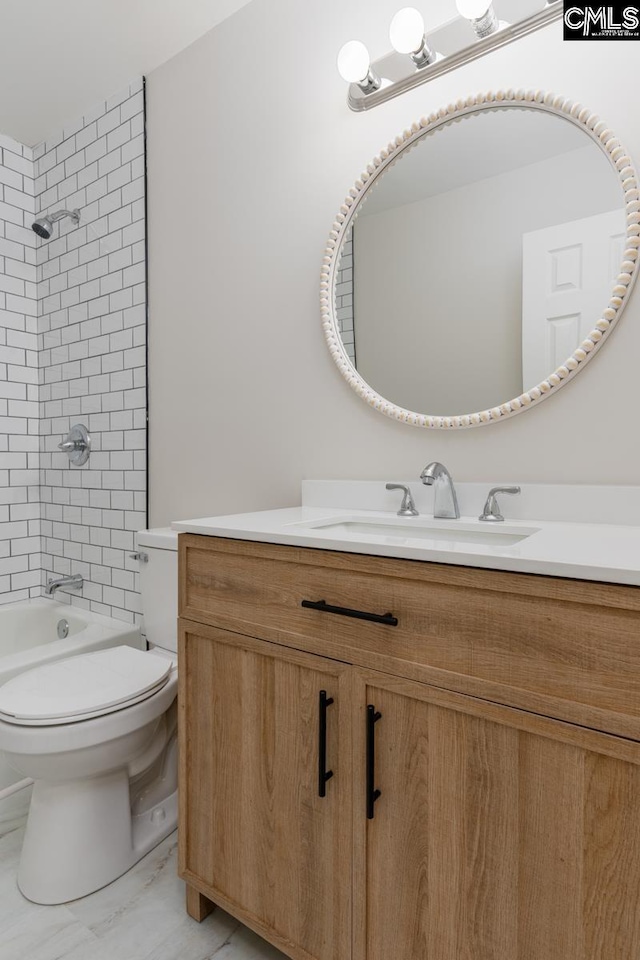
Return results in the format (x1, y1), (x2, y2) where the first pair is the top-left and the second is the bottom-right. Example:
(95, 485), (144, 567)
(44, 574), (83, 598)
(419, 462), (460, 519)
(385, 483), (419, 517)
(479, 486), (521, 522)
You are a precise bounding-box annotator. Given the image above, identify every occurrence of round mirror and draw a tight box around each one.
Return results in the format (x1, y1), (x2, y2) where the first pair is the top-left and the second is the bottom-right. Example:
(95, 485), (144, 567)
(321, 91), (639, 428)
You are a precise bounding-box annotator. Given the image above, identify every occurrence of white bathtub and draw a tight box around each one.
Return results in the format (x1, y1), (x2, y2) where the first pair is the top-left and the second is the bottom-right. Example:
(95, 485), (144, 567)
(0, 598), (143, 818)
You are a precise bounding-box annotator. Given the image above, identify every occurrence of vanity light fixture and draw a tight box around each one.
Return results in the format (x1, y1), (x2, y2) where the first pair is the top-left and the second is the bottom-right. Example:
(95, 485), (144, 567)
(338, 0), (563, 111)
(337, 40), (381, 93)
(455, 0), (500, 38)
(389, 7), (437, 68)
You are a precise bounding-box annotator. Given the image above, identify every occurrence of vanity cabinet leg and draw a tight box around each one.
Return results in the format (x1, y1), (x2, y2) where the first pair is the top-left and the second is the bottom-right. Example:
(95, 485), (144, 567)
(186, 883), (215, 922)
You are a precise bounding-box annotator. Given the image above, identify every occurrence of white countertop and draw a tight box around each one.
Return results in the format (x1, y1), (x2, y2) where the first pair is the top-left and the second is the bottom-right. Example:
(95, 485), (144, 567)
(172, 500), (640, 587)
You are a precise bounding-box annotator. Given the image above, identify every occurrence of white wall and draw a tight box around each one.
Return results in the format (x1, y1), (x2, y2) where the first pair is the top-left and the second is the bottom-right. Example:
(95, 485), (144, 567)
(146, 0), (640, 527)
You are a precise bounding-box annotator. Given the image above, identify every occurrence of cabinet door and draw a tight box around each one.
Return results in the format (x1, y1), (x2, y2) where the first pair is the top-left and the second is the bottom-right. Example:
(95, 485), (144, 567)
(353, 670), (640, 960)
(179, 620), (352, 960)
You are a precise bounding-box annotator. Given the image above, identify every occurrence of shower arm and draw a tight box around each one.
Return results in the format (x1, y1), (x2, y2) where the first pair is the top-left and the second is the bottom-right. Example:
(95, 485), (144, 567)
(49, 209), (80, 224)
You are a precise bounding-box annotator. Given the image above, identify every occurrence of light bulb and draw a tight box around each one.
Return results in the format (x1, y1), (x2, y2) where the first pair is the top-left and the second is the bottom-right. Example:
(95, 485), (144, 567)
(456, 0), (491, 18)
(456, 0), (498, 36)
(337, 40), (372, 84)
(389, 7), (425, 55)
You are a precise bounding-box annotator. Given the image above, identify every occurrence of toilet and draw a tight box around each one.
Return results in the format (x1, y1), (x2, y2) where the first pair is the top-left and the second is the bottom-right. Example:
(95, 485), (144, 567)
(0, 528), (179, 905)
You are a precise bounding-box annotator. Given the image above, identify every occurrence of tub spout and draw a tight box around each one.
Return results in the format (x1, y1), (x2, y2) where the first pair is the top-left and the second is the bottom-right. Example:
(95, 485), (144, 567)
(45, 574), (83, 598)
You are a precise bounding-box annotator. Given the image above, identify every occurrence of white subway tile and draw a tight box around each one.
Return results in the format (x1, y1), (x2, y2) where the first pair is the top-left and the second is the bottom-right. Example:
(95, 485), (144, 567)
(56, 137), (77, 164)
(65, 150), (86, 177)
(1, 81), (145, 614)
(3, 152), (32, 177)
(76, 122), (98, 151)
(98, 148), (122, 180)
(121, 91), (144, 122)
(107, 122), (131, 153)
(85, 136), (107, 166)
(97, 108), (122, 139)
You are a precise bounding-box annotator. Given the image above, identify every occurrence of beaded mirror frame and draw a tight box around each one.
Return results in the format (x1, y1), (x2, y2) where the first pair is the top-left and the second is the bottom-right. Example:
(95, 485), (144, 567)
(321, 90), (639, 429)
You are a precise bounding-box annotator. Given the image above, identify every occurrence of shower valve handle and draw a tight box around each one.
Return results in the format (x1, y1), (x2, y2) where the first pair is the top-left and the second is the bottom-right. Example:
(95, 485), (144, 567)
(57, 424), (91, 466)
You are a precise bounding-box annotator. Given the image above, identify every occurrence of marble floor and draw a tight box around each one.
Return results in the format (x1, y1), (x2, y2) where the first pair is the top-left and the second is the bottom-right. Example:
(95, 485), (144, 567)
(0, 815), (287, 960)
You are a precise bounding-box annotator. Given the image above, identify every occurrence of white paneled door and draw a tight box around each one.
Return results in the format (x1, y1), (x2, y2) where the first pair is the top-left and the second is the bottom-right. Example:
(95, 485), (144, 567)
(522, 210), (625, 391)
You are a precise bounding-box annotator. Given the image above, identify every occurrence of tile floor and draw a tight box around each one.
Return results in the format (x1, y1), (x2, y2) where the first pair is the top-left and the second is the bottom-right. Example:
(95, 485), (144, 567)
(0, 817), (286, 960)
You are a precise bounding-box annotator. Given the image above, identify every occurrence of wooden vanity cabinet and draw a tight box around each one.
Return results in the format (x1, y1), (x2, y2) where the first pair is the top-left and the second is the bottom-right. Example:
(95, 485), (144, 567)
(353, 671), (640, 960)
(178, 534), (640, 960)
(178, 622), (352, 960)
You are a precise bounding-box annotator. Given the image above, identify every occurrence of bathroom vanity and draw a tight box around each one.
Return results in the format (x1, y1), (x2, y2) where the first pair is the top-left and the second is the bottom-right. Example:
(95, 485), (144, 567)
(175, 497), (640, 960)
(173, 83), (640, 957)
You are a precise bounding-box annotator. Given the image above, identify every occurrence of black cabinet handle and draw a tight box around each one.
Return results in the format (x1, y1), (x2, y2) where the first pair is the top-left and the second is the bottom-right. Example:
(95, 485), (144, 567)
(366, 704), (382, 819)
(301, 599), (398, 627)
(318, 690), (334, 798)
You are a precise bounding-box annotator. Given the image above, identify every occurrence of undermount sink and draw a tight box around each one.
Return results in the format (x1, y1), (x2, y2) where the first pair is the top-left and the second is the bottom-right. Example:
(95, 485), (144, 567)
(294, 517), (540, 548)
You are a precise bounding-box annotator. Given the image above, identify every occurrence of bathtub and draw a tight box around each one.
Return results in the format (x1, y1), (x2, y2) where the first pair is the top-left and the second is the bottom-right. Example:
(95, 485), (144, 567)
(0, 598), (143, 819)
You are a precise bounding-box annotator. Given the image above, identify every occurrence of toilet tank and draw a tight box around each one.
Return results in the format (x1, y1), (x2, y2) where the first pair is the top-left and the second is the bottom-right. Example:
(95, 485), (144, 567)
(136, 528), (178, 654)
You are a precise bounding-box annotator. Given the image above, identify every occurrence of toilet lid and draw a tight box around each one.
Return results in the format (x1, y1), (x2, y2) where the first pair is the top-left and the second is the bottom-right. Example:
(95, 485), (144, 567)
(0, 646), (172, 725)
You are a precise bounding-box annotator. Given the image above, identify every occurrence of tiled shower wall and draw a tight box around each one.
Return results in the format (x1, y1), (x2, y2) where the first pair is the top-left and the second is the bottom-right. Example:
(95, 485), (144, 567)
(0, 135), (39, 604)
(36, 79), (146, 625)
(0, 79), (146, 622)
(336, 228), (355, 365)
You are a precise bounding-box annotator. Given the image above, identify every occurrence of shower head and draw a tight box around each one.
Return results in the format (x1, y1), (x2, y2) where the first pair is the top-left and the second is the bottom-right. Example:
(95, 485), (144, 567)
(32, 216), (54, 239)
(31, 208), (81, 240)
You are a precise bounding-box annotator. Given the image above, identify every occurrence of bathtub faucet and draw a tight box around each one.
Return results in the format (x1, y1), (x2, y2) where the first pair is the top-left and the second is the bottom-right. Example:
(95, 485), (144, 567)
(45, 574), (84, 598)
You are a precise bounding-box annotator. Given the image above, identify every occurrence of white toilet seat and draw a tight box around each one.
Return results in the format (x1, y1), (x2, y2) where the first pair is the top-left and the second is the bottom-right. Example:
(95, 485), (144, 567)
(0, 668), (177, 762)
(0, 646), (172, 726)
